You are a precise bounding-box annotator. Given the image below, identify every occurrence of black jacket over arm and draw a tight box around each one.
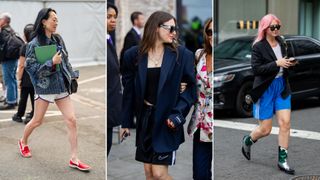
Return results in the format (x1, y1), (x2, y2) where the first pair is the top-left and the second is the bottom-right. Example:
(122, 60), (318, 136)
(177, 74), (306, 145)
(250, 38), (291, 103)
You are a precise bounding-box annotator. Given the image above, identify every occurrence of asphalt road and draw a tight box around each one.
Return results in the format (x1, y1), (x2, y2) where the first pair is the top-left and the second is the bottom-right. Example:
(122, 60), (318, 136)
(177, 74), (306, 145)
(0, 65), (106, 180)
(215, 98), (320, 180)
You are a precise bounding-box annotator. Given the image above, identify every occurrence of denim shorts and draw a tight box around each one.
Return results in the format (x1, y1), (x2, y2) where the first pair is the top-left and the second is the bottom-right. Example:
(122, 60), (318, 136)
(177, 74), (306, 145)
(253, 76), (291, 120)
(35, 92), (69, 103)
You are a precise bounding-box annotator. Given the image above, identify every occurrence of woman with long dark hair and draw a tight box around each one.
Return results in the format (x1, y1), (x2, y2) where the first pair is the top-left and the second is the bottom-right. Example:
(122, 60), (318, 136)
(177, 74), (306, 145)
(188, 18), (213, 180)
(241, 14), (296, 175)
(18, 8), (90, 171)
(121, 11), (196, 179)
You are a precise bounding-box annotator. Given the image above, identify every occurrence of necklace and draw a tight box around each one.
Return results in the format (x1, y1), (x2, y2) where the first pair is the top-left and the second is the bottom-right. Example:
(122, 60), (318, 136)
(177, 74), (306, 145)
(149, 50), (164, 67)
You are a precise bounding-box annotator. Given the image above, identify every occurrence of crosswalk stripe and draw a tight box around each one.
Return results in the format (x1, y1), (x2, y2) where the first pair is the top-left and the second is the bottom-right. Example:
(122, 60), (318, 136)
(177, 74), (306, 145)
(215, 120), (320, 141)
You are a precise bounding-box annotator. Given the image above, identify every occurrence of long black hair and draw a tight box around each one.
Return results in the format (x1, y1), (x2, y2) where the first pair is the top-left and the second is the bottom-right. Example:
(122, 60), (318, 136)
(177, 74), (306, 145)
(32, 8), (56, 45)
(23, 24), (34, 43)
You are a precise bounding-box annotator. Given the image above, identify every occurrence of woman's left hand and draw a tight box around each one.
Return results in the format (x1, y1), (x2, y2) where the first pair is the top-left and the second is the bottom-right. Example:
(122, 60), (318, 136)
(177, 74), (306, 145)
(166, 119), (175, 129)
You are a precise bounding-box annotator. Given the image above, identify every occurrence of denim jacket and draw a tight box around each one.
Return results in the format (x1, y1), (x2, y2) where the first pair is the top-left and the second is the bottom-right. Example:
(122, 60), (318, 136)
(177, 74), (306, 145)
(25, 35), (78, 95)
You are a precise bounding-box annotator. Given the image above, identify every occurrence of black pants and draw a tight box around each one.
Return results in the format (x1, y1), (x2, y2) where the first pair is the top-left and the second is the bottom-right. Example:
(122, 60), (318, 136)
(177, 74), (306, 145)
(17, 87), (34, 117)
(107, 127), (113, 157)
(193, 129), (213, 180)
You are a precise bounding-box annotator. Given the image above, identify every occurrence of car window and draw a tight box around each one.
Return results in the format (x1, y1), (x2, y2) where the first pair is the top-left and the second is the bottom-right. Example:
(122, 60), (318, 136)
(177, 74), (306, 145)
(292, 40), (320, 56)
(215, 39), (252, 60)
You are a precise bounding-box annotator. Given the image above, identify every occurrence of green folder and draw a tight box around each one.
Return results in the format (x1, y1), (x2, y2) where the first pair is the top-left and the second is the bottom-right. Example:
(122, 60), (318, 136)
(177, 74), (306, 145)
(34, 44), (60, 71)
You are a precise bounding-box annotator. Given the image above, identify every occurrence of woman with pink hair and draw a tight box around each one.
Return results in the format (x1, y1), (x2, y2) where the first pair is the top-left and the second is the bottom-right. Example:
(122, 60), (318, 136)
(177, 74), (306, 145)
(241, 14), (297, 175)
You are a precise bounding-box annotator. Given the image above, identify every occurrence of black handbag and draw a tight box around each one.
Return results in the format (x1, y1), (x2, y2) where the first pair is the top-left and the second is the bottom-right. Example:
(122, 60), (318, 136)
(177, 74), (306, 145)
(70, 79), (78, 93)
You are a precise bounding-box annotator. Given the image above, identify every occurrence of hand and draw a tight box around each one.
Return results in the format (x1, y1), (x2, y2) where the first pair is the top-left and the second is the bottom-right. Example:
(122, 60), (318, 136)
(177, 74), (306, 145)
(120, 128), (130, 142)
(166, 119), (175, 129)
(180, 82), (187, 93)
(276, 58), (294, 68)
(287, 57), (298, 66)
(52, 52), (62, 65)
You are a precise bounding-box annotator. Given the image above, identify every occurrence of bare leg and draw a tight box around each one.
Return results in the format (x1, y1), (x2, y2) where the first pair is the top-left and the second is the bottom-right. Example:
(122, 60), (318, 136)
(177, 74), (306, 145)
(55, 96), (78, 161)
(250, 119), (273, 141)
(276, 110), (291, 149)
(21, 98), (49, 145)
(144, 163), (154, 180)
(151, 164), (172, 180)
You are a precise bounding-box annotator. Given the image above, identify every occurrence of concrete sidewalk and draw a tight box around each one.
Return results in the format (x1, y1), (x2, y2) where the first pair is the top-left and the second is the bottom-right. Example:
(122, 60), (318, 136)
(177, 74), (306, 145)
(0, 65), (106, 180)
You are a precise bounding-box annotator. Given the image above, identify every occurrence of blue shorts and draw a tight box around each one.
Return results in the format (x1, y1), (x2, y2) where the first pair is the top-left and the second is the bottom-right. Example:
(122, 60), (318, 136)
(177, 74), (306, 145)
(253, 77), (291, 120)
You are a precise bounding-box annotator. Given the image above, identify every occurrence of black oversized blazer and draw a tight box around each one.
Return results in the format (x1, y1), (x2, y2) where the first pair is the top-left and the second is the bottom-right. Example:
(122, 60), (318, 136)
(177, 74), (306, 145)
(250, 37), (291, 103)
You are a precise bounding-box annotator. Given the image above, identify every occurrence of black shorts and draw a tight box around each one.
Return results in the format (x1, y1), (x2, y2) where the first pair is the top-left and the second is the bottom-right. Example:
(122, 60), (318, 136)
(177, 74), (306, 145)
(135, 147), (176, 166)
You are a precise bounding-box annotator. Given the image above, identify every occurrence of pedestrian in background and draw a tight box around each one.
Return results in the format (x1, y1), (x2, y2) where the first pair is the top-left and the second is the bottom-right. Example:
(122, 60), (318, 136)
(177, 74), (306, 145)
(241, 14), (296, 175)
(0, 12), (19, 110)
(119, 11), (145, 129)
(188, 18), (213, 180)
(19, 8), (90, 171)
(121, 11), (196, 180)
(106, 2), (122, 157)
(12, 24), (35, 124)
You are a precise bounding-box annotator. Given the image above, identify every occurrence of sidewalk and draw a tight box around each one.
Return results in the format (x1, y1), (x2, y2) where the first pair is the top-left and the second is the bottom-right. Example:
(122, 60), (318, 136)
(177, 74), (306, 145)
(0, 65), (106, 180)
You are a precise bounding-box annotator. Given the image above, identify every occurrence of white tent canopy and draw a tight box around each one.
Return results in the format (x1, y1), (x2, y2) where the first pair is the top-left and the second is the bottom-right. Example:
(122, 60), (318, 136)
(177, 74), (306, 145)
(0, 0), (105, 66)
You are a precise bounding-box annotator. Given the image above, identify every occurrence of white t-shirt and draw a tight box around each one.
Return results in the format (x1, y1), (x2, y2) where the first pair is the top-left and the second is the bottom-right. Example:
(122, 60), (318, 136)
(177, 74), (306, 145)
(272, 43), (283, 78)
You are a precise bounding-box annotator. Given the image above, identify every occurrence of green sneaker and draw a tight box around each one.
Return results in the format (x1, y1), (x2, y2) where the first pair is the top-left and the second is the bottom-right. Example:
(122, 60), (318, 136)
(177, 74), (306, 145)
(241, 135), (255, 160)
(278, 146), (295, 175)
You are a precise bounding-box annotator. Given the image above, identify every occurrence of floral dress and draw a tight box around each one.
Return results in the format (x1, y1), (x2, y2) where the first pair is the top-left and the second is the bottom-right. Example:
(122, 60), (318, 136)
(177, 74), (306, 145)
(188, 49), (213, 142)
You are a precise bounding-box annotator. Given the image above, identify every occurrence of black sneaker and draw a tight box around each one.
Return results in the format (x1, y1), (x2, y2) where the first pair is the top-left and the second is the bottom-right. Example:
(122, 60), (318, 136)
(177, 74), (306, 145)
(12, 113), (23, 123)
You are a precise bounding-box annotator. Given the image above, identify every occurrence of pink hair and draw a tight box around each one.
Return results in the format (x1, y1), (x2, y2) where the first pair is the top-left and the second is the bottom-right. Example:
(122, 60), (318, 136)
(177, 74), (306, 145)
(253, 14), (281, 45)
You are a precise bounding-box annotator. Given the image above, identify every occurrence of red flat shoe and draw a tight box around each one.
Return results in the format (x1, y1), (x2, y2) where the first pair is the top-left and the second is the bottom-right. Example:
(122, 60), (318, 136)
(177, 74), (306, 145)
(69, 159), (91, 171)
(18, 140), (32, 158)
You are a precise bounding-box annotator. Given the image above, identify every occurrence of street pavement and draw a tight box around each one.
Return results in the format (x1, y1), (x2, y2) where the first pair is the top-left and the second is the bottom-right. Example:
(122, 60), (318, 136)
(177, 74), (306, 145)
(0, 65), (106, 180)
(107, 111), (196, 180)
(215, 98), (320, 180)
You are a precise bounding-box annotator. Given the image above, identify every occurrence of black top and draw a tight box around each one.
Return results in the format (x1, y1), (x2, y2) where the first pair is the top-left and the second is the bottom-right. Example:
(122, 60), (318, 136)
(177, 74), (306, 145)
(20, 44), (33, 88)
(145, 67), (161, 105)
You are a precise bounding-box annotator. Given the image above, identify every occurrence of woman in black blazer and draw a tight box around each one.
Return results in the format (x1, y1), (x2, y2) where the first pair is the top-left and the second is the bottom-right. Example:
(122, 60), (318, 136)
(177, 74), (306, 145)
(241, 14), (297, 175)
(121, 11), (196, 179)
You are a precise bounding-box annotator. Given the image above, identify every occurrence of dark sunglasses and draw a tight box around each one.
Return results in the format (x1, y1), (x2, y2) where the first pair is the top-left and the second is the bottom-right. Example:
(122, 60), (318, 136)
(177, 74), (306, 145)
(206, 29), (213, 36)
(160, 24), (178, 33)
(269, 24), (281, 31)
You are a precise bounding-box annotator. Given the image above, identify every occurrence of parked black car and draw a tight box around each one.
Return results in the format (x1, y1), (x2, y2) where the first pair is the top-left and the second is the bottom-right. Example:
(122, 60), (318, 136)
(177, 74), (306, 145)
(214, 35), (320, 117)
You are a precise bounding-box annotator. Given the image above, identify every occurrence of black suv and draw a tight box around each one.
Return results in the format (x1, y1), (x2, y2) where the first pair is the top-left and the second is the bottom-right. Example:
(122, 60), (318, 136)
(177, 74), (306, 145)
(214, 35), (320, 117)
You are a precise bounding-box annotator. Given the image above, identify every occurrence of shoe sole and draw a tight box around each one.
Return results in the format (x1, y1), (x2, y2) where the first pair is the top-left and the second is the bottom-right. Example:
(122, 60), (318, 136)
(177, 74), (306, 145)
(278, 164), (295, 175)
(18, 141), (31, 158)
(69, 164), (91, 172)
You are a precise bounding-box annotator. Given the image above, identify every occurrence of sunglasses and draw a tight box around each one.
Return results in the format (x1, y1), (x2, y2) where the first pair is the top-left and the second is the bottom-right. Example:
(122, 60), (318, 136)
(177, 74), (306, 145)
(269, 24), (281, 31)
(206, 29), (213, 36)
(160, 24), (178, 33)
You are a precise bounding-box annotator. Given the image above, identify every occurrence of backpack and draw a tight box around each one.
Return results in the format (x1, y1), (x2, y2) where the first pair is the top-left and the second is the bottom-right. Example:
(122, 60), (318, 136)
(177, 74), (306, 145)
(2, 27), (24, 60)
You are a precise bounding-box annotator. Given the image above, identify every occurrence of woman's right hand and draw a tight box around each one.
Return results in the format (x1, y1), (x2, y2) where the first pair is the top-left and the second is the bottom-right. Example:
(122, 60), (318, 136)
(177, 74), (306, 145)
(276, 58), (294, 68)
(52, 52), (62, 65)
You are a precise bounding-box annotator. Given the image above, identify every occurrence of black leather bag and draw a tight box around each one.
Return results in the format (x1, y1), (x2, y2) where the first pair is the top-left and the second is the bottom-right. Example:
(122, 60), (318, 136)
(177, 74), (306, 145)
(70, 79), (78, 93)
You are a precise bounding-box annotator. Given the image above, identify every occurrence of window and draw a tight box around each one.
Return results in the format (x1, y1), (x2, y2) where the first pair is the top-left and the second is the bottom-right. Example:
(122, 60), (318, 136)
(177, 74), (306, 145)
(293, 40), (320, 56)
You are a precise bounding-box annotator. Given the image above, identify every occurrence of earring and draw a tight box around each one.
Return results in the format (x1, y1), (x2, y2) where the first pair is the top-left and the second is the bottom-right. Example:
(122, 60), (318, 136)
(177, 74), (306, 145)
(43, 24), (46, 29)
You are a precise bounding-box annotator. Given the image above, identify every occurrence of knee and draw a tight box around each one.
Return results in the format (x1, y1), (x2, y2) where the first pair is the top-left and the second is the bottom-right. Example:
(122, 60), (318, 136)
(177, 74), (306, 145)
(279, 120), (291, 131)
(152, 171), (166, 180)
(66, 116), (77, 128)
(260, 126), (272, 136)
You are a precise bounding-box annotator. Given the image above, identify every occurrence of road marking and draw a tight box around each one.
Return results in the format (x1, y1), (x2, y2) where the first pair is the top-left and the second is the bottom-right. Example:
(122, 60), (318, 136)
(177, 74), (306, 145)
(78, 75), (105, 85)
(215, 119), (320, 141)
(0, 111), (61, 122)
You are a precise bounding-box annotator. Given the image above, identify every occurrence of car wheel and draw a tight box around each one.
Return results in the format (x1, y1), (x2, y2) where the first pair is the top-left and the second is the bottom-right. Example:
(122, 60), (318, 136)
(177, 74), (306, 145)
(236, 81), (253, 117)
